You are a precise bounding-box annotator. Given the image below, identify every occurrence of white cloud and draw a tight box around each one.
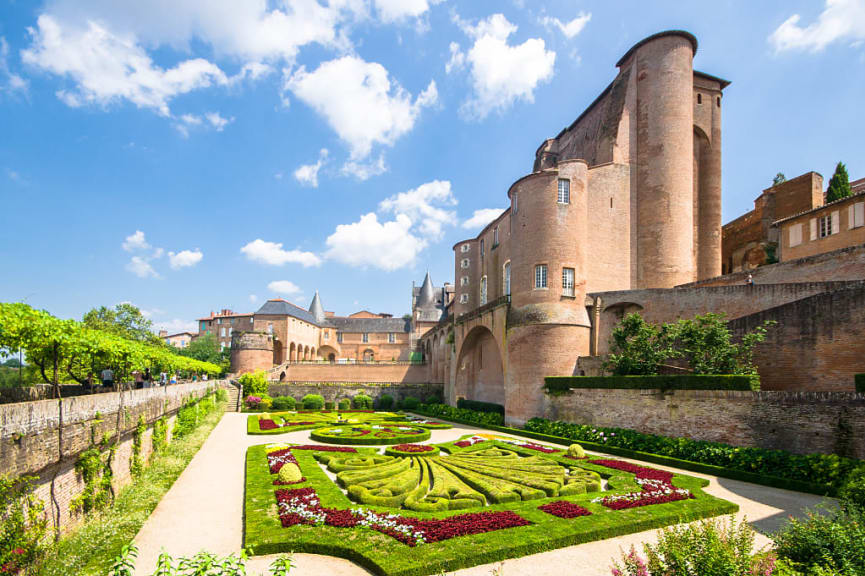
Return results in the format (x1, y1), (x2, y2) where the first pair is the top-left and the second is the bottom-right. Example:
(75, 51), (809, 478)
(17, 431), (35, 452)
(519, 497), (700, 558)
(378, 180), (456, 240)
(268, 280), (303, 296)
(205, 111), (233, 131)
(770, 0), (865, 52)
(540, 12), (591, 39)
(285, 55), (437, 166)
(341, 154), (388, 181)
(168, 249), (203, 269)
(374, 0), (441, 23)
(175, 111), (233, 137)
(0, 37), (28, 95)
(448, 13), (555, 120)
(445, 41), (465, 73)
(462, 208), (506, 230)
(241, 239), (322, 267)
(249, 294), (258, 304)
(325, 213), (425, 271)
(122, 230), (150, 252)
(126, 255), (159, 278)
(294, 148), (329, 187)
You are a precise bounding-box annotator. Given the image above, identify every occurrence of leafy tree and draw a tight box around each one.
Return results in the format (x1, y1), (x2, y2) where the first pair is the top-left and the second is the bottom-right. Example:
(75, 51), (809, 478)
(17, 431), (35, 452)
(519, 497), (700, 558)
(772, 172), (787, 186)
(178, 333), (228, 366)
(826, 161), (852, 203)
(2, 357), (21, 368)
(669, 313), (773, 376)
(604, 313), (675, 375)
(82, 303), (162, 345)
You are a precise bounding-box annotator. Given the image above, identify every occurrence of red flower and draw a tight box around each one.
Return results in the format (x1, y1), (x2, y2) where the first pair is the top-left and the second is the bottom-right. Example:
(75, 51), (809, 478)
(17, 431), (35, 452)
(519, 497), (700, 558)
(391, 444), (434, 452)
(258, 419), (278, 430)
(538, 501), (592, 518)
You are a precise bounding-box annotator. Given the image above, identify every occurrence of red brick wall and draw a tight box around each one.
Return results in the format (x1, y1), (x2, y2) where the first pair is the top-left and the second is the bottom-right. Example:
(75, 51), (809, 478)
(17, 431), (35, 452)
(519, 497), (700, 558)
(269, 363), (432, 384)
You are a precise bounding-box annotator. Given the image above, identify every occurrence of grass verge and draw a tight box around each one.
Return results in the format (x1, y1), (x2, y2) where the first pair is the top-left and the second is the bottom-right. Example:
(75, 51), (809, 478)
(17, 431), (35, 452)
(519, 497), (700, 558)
(37, 401), (226, 576)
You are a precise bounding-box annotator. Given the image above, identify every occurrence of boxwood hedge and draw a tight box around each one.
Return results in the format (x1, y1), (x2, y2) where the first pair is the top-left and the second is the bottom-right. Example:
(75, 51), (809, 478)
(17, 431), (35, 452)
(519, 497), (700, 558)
(455, 398), (505, 415)
(544, 374), (760, 393)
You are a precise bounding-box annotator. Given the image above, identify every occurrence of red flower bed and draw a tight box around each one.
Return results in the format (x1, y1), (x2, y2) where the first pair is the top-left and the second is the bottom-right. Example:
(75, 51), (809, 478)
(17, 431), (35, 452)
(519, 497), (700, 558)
(284, 421), (316, 427)
(274, 486), (530, 546)
(454, 436), (486, 448)
(291, 445), (357, 452)
(267, 448), (298, 474)
(517, 442), (560, 454)
(538, 501), (592, 518)
(599, 491), (691, 510)
(274, 476), (307, 486)
(588, 460), (674, 484)
(258, 419), (278, 430)
(589, 459), (693, 510)
(391, 444), (435, 452)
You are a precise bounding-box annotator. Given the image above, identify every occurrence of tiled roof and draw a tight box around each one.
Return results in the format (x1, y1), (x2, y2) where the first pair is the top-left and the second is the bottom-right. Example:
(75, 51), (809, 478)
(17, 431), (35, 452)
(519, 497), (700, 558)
(328, 317), (410, 333)
(255, 299), (320, 325)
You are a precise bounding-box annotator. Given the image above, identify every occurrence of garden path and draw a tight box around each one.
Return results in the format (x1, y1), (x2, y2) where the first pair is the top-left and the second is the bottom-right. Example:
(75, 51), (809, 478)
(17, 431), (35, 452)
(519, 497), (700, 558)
(132, 412), (829, 576)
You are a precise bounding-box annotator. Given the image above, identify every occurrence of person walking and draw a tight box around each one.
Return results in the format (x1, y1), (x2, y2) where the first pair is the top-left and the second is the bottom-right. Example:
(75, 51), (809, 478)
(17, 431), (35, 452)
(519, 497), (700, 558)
(143, 367), (152, 388)
(170, 373), (177, 385)
(100, 367), (114, 389)
(159, 371), (168, 386)
(746, 273), (754, 286)
(133, 370), (144, 389)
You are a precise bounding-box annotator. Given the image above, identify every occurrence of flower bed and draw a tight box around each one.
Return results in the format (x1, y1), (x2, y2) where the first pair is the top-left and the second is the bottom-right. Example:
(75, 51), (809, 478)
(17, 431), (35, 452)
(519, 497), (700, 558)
(248, 410), (407, 435)
(385, 444), (440, 457)
(310, 424), (431, 446)
(589, 459), (693, 510)
(404, 417), (453, 430)
(453, 436), (487, 448)
(538, 501), (592, 519)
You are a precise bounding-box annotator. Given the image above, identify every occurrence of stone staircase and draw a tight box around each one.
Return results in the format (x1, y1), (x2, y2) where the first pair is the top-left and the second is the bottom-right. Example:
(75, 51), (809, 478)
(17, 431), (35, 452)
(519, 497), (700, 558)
(226, 384), (241, 412)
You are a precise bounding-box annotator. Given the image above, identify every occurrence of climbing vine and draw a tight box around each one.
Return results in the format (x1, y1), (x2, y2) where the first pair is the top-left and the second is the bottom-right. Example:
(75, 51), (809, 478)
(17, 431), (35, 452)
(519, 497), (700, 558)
(152, 416), (167, 453)
(70, 413), (114, 515)
(129, 416), (146, 478)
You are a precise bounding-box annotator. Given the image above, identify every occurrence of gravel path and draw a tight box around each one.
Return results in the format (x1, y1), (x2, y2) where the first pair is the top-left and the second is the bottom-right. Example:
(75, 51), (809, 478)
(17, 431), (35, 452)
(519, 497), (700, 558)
(132, 412), (829, 576)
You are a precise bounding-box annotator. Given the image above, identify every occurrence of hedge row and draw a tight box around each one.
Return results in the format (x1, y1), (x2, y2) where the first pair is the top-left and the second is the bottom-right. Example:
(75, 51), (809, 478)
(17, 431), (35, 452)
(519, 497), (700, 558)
(456, 398), (505, 415)
(544, 374), (760, 393)
(413, 403), (504, 426)
(856, 374), (865, 393)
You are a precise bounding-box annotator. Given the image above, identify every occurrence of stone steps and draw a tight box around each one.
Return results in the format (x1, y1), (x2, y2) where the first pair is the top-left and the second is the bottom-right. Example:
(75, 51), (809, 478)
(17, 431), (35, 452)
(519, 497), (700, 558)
(226, 385), (241, 412)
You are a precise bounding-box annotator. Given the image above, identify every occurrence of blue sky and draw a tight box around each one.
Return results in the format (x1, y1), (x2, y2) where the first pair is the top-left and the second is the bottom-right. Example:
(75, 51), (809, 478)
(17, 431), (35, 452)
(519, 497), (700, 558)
(1, 0), (864, 334)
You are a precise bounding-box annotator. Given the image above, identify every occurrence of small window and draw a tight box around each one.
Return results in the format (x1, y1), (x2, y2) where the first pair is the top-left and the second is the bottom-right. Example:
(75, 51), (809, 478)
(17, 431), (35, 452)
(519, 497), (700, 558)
(461, 258), (470, 269)
(267, 323), (273, 335)
(512, 192), (518, 213)
(493, 226), (499, 245)
(818, 213), (839, 238)
(459, 294), (469, 304)
(461, 244), (470, 253)
(228, 328), (232, 336)
(220, 327), (226, 337)
(480, 276), (488, 305)
(480, 239), (485, 258)
(200, 321), (206, 331)
(250, 317), (254, 324)
(503, 261), (511, 296)
(562, 268), (575, 297)
(789, 223), (803, 247)
(697, 93), (702, 104)
(217, 318), (222, 324)
(850, 202), (865, 229)
(716, 96), (721, 107)
(557, 179), (570, 204)
(362, 333), (369, 343)
(337, 332), (343, 343)
(460, 276), (469, 286)
(388, 333), (395, 343)
(534, 264), (548, 289)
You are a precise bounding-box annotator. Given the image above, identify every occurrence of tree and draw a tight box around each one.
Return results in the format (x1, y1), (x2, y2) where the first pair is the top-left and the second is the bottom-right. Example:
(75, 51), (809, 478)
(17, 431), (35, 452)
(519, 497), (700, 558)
(772, 172), (786, 186)
(178, 333), (229, 367)
(82, 303), (162, 345)
(604, 313), (675, 375)
(669, 313), (773, 376)
(826, 161), (852, 203)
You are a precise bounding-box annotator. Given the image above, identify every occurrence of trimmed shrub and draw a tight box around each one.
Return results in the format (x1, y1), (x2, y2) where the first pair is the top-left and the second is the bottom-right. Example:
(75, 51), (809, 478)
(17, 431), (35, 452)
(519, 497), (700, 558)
(424, 394), (442, 404)
(566, 443), (585, 459)
(378, 394), (394, 410)
(544, 374), (759, 393)
(301, 394), (325, 410)
(402, 396), (420, 410)
(271, 396), (296, 411)
(258, 395), (273, 411)
(353, 394), (373, 409)
(456, 398), (505, 415)
(856, 374), (865, 393)
(324, 401), (334, 410)
(415, 403), (504, 427)
(337, 398), (351, 410)
(277, 463), (303, 484)
(238, 370), (269, 398)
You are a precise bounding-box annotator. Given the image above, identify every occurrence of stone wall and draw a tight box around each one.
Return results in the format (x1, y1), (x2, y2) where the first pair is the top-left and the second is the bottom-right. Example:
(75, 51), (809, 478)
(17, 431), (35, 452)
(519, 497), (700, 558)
(543, 387), (865, 459)
(267, 382), (443, 405)
(0, 381), (226, 532)
(268, 362), (433, 384)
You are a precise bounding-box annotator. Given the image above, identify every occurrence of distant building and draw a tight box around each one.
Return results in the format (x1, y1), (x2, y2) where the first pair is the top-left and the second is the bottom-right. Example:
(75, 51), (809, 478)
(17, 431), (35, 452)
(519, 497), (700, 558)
(162, 331), (195, 349)
(196, 309), (254, 351)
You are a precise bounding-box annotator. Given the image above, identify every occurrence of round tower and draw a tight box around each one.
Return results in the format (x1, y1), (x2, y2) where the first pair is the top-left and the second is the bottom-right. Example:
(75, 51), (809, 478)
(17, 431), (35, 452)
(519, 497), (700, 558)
(619, 31), (697, 288)
(230, 331), (274, 374)
(505, 159), (591, 425)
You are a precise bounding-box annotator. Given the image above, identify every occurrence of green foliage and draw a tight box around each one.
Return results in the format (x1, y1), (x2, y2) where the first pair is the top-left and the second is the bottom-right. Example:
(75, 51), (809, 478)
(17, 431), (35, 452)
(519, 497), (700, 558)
(302, 394), (325, 409)
(567, 444), (585, 459)
(605, 312), (773, 376)
(416, 403), (504, 426)
(108, 544), (295, 576)
(310, 424), (431, 445)
(456, 398), (505, 415)
(838, 467), (865, 513)
(130, 415), (146, 478)
(238, 370), (269, 398)
(324, 401), (334, 410)
(424, 394), (442, 404)
(524, 417), (861, 492)
(258, 396), (273, 411)
(545, 374), (760, 393)
(152, 416), (167, 453)
(173, 392), (219, 438)
(378, 394), (394, 409)
(0, 364), (43, 387)
(402, 396), (420, 410)
(613, 516), (775, 576)
(352, 393), (373, 409)
(178, 333), (230, 371)
(271, 396), (296, 411)
(773, 172), (787, 186)
(82, 302), (161, 345)
(826, 161), (852, 203)
(278, 463), (303, 484)
(337, 398), (351, 410)
(0, 475), (48, 574)
(855, 374), (864, 394)
(216, 388), (229, 402)
(773, 506), (865, 575)
(71, 446), (114, 514)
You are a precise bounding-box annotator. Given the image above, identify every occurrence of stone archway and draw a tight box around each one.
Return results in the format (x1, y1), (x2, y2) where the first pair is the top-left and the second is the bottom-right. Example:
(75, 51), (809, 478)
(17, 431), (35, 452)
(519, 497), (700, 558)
(363, 349), (375, 362)
(455, 325), (504, 405)
(319, 345), (338, 362)
(273, 338), (284, 365)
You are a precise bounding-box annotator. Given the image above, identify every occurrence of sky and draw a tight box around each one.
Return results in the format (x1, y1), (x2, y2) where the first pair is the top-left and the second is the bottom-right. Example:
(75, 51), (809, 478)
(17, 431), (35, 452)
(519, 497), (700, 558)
(1, 0), (864, 335)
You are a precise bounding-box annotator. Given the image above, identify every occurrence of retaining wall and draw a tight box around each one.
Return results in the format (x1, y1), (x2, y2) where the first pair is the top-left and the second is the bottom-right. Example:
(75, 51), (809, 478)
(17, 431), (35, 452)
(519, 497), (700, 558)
(268, 362), (433, 384)
(267, 382), (443, 405)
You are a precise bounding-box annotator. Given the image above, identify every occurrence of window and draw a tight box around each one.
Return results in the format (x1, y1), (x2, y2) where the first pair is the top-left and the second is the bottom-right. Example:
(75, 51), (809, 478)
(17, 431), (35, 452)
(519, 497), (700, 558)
(459, 294), (469, 304)
(388, 333), (395, 343)
(362, 333), (369, 343)
(503, 261), (511, 296)
(460, 276), (470, 287)
(480, 239), (485, 258)
(817, 212), (840, 238)
(230, 318), (235, 324)
(461, 258), (470, 269)
(337, 332), (343, 343)
(512, 192), (518, 213)
(267, 323), (273, 335)
(562, 268), (575, 297)
(250, 317), (254, 324)
(480, 275), (488, 305)
(557, 179), (570, 204)
(200, 321), (206, 331)
(789, 223), (803, 247)
(228, 328), (232, 337)
(716, 96), (721, 107)
(534, 264), (548, 289)
(324, 331), (329, 340)
(217, 318), (222, 324)
(461, 244), (471, 253)
(697, 93), (702, 104)
(493, 226), (498, 246)
(220, 327), (226, 337)
(850, 202), (865, 229)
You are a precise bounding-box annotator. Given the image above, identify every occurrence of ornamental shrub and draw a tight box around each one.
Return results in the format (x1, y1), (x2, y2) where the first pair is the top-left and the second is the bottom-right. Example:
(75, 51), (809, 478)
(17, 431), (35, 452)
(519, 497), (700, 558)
(424, 394), (442, 404)
(839, 466), (865, 513)
(402, 396), (420, 410)
(301, 394), (325, 410)
(353, 394), (373, 409)
(259, 395), (273, 411)
(238, 370), (269, 398)
(216, 388), (229, 402)
(324, 401), (334, 410)
(773, 506), (865, 574)
(271, 396), (296, 411)
(456, 398), (504, 415)
(245, 395), (262, 409)
(378, 394), (394, 409)
(416, 403), (504, 427)
(0, 475), (48, 575)
(337, 398), (351, 410)
(277, 463), (303, 484)
(567, 443), (585, 459)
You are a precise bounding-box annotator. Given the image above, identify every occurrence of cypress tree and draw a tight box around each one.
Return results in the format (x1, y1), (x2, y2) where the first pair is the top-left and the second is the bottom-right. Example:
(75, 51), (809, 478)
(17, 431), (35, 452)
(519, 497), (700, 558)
(826, 161), (851, 203)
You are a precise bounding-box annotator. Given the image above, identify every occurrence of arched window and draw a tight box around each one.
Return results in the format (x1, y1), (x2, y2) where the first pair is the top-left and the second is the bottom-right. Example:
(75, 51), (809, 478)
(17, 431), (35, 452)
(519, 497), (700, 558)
(503, 261), (511, 296)
(480, 275), (487, 305)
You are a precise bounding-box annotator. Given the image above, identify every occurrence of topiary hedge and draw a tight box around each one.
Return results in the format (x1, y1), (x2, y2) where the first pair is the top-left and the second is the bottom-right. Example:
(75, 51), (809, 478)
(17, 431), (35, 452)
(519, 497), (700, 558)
(544, 374), (760, 393)
(337, 398), (351, 410)
(402, 396), (420, 410)
(271, 396), (296, 411)
(415, 403), (504, 426)
(301, 394), (325, 410)
(856, 374), (865, 393)
(456, 398), (505, 415)
(310, 424), (431, 445)
(353, 394), (373, 409)
(378, 394), (394, 410)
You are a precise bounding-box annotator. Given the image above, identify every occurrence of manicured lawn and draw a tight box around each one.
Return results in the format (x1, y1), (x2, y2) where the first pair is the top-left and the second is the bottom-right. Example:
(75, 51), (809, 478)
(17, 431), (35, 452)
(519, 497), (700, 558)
(247, 410), (407, 435)
(310, 423), (431, 445)
(244, 434), (738, 576)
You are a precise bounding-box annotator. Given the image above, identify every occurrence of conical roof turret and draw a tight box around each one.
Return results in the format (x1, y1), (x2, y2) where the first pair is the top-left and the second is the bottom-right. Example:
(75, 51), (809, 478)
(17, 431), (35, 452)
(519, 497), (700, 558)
(309, 291), (326, 324)
(417, 271), (436, 308)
